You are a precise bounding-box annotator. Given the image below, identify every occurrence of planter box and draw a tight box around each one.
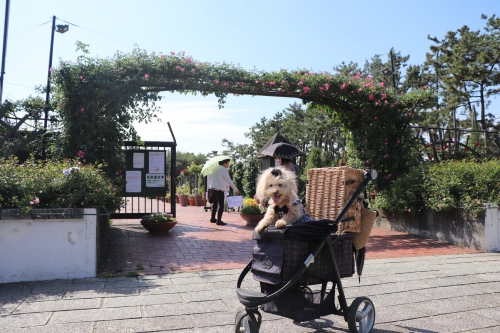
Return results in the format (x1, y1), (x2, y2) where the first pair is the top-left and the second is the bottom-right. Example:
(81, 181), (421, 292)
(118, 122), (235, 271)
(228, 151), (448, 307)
(378, 204), (500, 252)
(0, 208), (109, 283)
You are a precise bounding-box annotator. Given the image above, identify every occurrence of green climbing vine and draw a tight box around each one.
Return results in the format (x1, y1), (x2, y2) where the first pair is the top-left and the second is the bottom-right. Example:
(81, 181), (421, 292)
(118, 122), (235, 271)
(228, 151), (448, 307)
(52, 43), (435, 187)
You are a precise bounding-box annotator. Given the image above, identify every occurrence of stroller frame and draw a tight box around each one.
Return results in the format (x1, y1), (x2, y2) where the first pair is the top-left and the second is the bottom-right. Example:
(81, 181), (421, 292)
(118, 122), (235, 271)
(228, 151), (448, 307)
(235, 169), (377, 333)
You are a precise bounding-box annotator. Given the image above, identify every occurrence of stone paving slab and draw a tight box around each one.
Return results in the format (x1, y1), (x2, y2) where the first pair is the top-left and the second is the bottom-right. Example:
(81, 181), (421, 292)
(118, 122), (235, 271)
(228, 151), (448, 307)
(104, 293), (182, 308)
(13, 298), (100, 314)
(0, 253), (499, 331)
(5, 322), (93, 333)
(94, 316), (193, 332)
(143, 300), (227, 317)
(64, 287), (141, 300)
(0, 312), (51, 329)
(50, 307), (142, 324)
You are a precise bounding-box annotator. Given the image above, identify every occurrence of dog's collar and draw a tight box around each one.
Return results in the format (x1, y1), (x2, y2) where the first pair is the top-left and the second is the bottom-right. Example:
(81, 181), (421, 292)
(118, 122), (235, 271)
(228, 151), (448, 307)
(274, 205), (288, 218)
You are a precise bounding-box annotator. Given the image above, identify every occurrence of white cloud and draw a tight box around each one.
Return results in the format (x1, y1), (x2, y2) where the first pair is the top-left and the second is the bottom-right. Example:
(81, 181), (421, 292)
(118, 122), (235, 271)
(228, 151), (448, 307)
(133, 99), (253, 155)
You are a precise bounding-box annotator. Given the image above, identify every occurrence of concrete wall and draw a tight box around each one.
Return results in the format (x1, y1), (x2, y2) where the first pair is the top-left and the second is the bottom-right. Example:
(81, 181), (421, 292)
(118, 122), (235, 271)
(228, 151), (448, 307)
(377, 205), (500, 252)
(0, 208), (108, 283)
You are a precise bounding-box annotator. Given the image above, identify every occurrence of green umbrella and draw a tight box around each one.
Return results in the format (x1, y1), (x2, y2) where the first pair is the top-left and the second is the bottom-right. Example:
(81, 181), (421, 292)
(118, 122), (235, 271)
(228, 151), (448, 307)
(200, 155), (233, 176)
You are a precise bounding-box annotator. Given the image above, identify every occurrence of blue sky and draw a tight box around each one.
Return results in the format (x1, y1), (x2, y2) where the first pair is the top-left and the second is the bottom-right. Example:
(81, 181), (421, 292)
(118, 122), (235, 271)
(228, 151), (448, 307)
(1, 0), (498, 154)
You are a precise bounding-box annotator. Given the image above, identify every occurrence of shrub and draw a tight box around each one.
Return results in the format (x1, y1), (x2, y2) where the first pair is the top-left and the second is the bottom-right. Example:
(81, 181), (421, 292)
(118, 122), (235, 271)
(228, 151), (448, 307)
(373, 160), (500, 216)
(371, 164), (427, 214)
(230, 161), (245, 196)
(0, 156), (123, 214)
(424, 160), (500, 215)
(243, 159), (260, 198)
(305, 147), (324, 172)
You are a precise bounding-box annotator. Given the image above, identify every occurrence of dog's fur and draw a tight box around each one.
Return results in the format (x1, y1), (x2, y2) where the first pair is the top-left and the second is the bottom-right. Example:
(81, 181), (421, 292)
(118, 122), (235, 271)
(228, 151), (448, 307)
(254, 167), (304, 233)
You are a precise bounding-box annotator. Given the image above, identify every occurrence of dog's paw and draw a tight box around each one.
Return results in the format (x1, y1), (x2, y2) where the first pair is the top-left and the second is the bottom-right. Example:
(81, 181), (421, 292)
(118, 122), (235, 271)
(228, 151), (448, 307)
(254, 225), (264, 233)
(275, 220), (287, 228)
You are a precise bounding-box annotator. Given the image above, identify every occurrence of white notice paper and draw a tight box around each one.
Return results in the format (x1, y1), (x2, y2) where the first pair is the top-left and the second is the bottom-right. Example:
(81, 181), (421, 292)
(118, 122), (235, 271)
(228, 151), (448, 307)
(133, 153), (144, 168)
(125, 171), (142, 193)
(149, 152), (164, 174)
(226, 196), (243, 208)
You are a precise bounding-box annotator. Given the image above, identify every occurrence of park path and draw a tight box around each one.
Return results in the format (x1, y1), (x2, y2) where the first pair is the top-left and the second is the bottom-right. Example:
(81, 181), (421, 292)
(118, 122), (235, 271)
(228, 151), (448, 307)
(98, 203), (482, 277)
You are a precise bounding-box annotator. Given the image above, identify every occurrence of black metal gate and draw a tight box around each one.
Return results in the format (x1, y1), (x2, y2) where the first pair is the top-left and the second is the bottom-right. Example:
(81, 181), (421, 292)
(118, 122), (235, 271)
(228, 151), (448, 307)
(110, 128), (177, 219)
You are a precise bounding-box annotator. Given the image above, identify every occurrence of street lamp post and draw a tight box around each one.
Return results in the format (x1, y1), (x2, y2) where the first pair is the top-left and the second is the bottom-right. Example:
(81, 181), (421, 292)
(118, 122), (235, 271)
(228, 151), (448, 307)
(0, 0), (11, 105)
(44, 15), (68, 129)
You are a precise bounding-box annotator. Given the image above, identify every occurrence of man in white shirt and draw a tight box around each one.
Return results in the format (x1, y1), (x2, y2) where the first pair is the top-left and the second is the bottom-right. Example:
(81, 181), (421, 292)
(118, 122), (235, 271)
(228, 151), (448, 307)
(209, 159), (241, 225)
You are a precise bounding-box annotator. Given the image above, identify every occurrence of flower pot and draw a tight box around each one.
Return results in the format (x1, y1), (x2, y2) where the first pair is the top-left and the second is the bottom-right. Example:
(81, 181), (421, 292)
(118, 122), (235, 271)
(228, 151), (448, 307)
(176, 195), (179, 203)
(195, 194), (203, 206)
(179, 195), (188, 206)
(167, 197), (171, 203)
(240, 213), (264, 226)
(140, 221), (177, 234)
(189, 198), (196, 206)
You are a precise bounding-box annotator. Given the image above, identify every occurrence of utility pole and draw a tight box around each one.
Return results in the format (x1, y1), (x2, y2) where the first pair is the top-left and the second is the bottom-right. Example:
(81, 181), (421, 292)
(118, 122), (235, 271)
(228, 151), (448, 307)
(0, 0), (10, 104)
(44, 15), (56, 129)
(389, 50), (397, 90)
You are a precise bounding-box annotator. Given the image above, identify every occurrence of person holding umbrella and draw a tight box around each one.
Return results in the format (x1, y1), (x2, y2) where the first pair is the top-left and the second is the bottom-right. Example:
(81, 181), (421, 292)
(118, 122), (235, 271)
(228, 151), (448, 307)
(208, 158), (241, 225)
(275, 157), (297, 174)
(261, 143), (304, 176)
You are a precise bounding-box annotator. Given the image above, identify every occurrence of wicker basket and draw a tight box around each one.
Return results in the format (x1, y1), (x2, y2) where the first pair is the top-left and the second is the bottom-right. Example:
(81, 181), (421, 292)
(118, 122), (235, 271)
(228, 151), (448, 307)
(352, 208), (377, 250)
(306, 167), (364, 233)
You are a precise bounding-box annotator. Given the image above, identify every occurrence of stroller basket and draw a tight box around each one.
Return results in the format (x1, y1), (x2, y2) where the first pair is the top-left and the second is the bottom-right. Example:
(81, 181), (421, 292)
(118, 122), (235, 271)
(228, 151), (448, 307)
(252, 225), (354, 286)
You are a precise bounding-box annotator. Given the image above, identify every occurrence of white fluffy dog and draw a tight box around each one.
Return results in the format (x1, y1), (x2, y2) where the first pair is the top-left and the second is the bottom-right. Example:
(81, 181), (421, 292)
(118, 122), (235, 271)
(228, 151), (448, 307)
(254, 167), (305, 233)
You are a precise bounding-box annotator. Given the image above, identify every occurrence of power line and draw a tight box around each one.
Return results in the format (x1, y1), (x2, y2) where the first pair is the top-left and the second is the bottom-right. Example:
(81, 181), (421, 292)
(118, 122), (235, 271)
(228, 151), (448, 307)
(5, 82), (35, 89)
(9, 20), (51, 39)
(58, 17), (138, 49)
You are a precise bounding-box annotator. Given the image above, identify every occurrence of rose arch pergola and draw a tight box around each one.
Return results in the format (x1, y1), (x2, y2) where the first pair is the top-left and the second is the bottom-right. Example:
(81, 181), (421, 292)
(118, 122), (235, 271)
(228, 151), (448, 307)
(53, 46), (434, 189)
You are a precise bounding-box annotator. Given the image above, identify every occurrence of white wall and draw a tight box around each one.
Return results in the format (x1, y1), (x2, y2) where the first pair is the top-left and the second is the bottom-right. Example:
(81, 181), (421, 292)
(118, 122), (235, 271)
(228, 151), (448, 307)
(485, 204), (500, 252)
(0, 208), (97, 283)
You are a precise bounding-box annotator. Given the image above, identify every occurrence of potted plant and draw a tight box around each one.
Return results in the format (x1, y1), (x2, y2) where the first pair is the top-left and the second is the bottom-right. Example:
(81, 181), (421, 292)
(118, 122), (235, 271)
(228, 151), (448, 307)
(165, 194), (171, 203)
(240, 198), (265, 226)
(140, 213), (177, 234)
(188, 194), (196, 206)
(176, 184), (190, 206)
(195, 185), (204, 206)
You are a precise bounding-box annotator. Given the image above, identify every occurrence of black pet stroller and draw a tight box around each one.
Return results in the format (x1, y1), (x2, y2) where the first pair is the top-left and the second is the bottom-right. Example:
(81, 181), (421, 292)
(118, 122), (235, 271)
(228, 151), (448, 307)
(235, 169), (378, 333)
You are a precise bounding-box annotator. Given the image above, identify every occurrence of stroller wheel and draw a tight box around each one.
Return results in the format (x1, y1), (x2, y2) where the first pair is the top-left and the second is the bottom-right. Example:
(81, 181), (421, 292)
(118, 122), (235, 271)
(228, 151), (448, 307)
(234, 309), (261, 333)
(348, 297), (375, 333)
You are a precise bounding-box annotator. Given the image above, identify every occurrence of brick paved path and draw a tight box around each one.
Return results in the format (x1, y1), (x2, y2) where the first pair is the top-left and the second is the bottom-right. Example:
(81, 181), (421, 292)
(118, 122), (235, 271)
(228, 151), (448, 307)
(98, 203), (482, 277)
